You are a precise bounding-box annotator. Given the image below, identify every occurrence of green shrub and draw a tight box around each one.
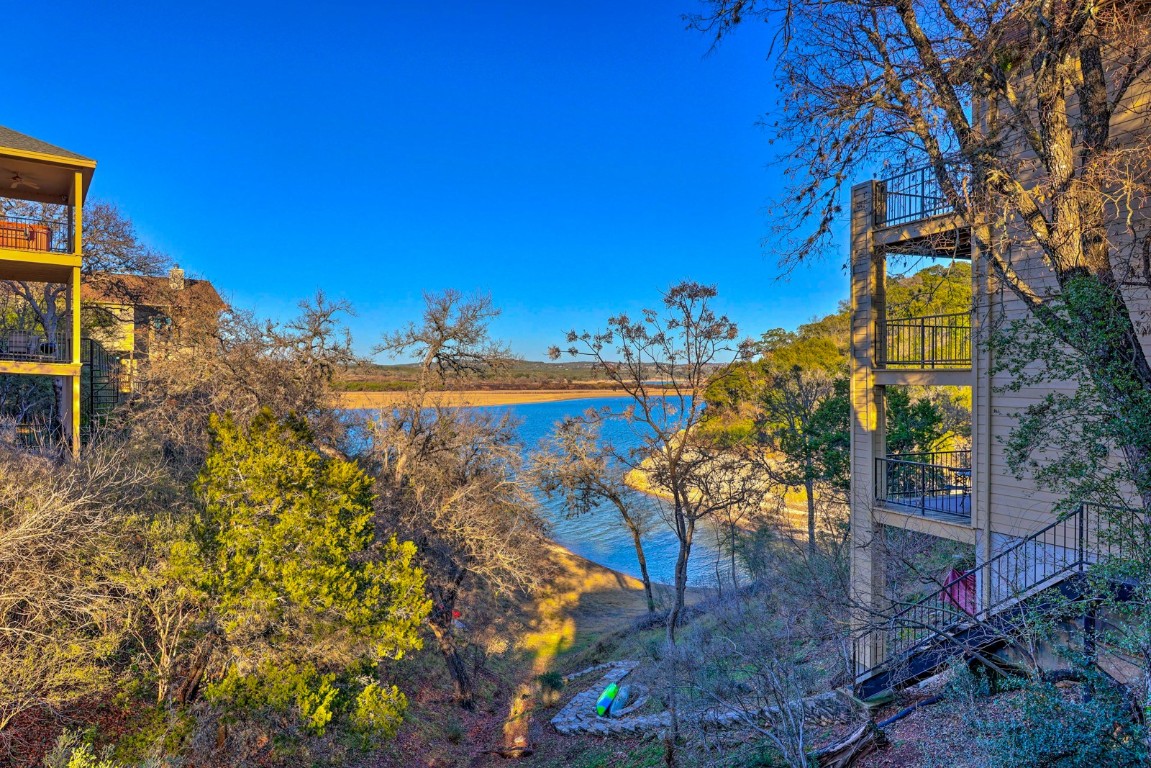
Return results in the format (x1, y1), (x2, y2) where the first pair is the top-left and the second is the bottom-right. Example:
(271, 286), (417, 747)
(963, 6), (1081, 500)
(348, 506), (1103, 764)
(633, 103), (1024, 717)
(108, 705), (193, 764)
(349, 682), (407, 740)
(981, 678), (1146, 768)
(44, 731), (177, 768)
(206, 662), (339, 736)
(536, 671), (564, 693)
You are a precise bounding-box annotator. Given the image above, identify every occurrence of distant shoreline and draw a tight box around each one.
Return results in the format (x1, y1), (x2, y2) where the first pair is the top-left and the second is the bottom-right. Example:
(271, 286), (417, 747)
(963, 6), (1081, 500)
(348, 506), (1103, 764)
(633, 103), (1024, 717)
(338, 388), (640, 408)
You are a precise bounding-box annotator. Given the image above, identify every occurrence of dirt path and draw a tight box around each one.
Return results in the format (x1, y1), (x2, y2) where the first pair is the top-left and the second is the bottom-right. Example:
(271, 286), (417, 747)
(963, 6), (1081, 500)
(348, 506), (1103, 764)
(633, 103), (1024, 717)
(495, 544), (667, 755)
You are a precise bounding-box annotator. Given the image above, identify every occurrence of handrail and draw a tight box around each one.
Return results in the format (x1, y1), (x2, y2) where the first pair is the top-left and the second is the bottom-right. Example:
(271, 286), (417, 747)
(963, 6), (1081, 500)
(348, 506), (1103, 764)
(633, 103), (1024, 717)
(855, 502), (1121, 678)
(876, 450), (971, 520)
(887, 311), (969, 322)
(0, 213), (72, 254)
(884, 449), (969, 463)
(877, 311), (971, 369)
(874, 163), (964, 228)
(0, 327), (72, 363)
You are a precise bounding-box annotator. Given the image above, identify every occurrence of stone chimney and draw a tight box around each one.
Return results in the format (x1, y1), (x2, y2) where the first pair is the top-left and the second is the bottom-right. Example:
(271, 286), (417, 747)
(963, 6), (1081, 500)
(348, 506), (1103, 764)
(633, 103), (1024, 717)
(169, 265), (185, 291)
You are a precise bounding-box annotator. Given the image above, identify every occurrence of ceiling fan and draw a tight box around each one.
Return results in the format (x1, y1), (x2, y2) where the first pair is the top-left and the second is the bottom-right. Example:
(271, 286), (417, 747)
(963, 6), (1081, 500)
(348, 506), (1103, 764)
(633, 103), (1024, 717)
(9, 173), (40, 191)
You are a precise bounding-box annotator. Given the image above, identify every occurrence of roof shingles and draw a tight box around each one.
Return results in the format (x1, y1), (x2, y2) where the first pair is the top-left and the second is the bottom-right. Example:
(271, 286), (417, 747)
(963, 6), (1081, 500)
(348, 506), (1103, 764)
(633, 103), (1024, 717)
(0, 125), (92, 163)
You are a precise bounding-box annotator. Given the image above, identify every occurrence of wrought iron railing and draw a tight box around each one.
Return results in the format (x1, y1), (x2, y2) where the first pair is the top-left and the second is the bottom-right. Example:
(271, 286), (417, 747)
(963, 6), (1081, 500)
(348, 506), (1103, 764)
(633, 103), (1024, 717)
(874, 164), (960, 228)
(0, 213), (72, 254)
(876, 450), (971, 519)
(854, 502), (1126, 682)
(0, 328), (72, 363)
(81, 337), (127, 437)
(878, 312), (971, 369)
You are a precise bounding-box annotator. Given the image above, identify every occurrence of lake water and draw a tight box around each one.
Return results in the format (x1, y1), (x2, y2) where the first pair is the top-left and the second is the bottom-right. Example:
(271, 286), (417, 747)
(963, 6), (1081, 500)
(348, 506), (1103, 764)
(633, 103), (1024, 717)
(480, 396), (733, 587)
(349, 396), (734, 586)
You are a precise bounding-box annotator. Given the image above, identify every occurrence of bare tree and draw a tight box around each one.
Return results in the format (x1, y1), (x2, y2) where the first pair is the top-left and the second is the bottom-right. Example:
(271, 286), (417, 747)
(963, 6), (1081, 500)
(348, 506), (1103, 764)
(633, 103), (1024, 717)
(375, 289), (514, 389)
(551, 282), (757, 643)
(81, 201), (170, 277)
(692, 0), (1151, 509)
(368, 290), (547, 708)
(128, 292), (357, 478)
(0, 439), (153, 734)
(532, 417), (658, 613)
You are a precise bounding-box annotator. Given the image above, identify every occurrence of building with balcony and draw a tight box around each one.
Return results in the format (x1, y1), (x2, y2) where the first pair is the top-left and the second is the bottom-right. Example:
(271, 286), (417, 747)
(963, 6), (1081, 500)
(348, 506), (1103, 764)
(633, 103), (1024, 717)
(0, 126), (95, 455)
(848, 163), (1144, 697)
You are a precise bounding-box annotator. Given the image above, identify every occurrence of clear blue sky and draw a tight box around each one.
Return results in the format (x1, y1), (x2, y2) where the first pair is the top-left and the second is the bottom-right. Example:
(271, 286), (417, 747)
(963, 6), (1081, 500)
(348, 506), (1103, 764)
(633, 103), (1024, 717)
(11, 0), (849, 359)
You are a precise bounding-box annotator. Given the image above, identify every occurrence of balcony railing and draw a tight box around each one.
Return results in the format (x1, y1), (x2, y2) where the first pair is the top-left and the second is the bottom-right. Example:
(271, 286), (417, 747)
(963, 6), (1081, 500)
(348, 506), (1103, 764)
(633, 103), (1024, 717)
(876, 450), (971, 520)
(874, 164), (962, 229)
(0, 213), (72, 254)
(877, 312), (971, 369)
(0, 328), (72, 363)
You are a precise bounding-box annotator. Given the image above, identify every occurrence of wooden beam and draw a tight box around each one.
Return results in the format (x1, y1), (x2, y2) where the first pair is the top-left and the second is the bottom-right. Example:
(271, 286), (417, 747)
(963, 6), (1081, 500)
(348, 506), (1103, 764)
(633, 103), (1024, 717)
(875, 506), (977, 543)
(874, 369), (972, 387)
(0, 361), (80, 377)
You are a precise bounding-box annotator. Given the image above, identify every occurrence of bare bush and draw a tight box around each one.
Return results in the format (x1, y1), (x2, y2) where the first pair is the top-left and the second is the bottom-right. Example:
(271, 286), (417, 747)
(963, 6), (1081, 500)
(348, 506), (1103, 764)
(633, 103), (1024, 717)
(0, 439), (154, 733)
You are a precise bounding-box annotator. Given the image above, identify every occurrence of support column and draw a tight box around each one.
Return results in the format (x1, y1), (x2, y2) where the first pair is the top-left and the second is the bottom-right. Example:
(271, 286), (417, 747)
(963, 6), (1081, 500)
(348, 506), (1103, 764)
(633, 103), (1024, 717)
(67, 264), (81, 457)
(972, 221), (994, 612)
(69, 171), (83, 457)
(850, 181), (888, 672)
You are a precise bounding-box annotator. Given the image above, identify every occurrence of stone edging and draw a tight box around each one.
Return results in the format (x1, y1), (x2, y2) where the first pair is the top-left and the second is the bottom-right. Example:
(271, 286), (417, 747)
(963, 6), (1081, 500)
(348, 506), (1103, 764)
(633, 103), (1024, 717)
(550, 660), (858, 737)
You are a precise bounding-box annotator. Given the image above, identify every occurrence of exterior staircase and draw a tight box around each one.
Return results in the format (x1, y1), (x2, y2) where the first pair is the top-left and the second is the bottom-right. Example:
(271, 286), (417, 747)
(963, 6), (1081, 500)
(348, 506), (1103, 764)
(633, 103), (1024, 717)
(80, 337), (126, 439)
(853, 503), (1126, 699)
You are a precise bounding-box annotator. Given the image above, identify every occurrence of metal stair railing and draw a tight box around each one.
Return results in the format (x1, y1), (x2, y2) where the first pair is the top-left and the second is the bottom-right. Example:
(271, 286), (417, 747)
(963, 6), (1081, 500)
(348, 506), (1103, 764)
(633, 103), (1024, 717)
(80, 337), (127, 439)
(854, 502), (1122, 681)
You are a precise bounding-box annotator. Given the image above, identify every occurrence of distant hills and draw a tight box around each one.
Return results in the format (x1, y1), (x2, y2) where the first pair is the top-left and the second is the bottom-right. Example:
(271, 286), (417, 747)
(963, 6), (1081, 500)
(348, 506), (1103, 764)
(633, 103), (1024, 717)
(335, 360), (622, 392)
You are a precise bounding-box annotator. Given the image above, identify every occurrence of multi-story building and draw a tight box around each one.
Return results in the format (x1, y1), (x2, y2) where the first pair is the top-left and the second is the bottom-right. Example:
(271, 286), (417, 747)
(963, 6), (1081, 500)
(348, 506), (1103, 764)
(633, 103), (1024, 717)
(0, 126), (95, 455)
(848, 164), (1146, 697)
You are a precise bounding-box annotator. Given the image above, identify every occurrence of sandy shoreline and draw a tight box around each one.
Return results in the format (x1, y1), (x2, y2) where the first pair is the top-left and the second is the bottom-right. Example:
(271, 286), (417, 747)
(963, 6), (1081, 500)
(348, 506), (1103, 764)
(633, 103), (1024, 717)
(339, 388), (640, 408)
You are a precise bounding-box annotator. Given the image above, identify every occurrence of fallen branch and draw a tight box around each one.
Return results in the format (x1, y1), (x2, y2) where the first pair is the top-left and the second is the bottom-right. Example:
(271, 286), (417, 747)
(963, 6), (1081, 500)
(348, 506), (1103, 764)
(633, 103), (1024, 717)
(811, 721), (887, 768)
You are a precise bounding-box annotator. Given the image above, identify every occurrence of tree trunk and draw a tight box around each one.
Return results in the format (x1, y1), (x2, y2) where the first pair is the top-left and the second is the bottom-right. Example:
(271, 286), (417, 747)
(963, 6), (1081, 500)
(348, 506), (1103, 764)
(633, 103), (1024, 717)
(53, 376), (68, 447)
(729, 519), (739, 592)
(806, 478), (817, 556)
(627, 522), (656, 614)
(175, 636), (215, 706)
(663, 651), (680, 768)
(812, 721), (887, 768)
(431, 618), (474, 709)
(666, 509), (693, 646)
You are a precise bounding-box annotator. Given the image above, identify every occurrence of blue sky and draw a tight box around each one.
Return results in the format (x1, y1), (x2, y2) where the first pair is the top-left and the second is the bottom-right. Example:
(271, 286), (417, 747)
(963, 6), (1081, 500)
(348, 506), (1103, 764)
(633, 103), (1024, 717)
(10, 0), (849, 359)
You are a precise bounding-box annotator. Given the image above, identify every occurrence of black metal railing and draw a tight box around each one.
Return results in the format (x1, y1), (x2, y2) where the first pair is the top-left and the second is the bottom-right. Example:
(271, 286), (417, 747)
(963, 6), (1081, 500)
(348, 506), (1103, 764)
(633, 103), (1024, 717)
(878, 312), (971, 369)
(0, 213), (72, 254)
(854, 502), (1119, 677)
(874, 164), (961, 228)
(0, 327), (72, 363)
(876, 450), (971, 519)
(81, 337), (127, 438)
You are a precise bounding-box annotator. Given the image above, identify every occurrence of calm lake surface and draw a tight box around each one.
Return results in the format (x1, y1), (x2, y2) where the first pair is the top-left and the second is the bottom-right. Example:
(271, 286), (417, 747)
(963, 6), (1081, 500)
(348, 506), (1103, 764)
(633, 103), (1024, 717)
(480, 396), (732, 587)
